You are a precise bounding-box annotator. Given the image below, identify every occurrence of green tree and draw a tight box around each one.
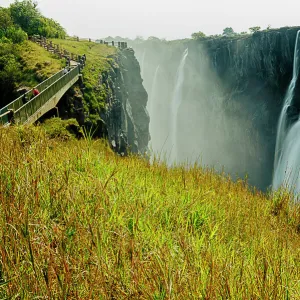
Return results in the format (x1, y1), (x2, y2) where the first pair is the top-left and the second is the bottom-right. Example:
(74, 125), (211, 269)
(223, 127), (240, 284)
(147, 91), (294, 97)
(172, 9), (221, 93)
(0, 8), (13, 35)
(147, 36), (161, 41)
(9, 1), (66, 38)
(249, 26), (261, 33)
(9, 0), (40, 36)
(191, 31), (206, 39)
(0, 41), (22, 105)
(222, 27), (235, 36)
(6, 26), (27, 43)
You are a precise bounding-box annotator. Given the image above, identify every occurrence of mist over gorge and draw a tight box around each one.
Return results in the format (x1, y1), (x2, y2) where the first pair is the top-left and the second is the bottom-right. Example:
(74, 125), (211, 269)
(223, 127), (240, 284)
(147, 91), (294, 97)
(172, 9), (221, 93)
(131, 27), (300, 190)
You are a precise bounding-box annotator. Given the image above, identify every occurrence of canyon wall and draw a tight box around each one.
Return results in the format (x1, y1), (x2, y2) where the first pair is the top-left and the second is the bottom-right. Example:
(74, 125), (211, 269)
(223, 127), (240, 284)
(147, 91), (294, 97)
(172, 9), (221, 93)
(59, 48), (150, 155)
(132, 27), (300, 190)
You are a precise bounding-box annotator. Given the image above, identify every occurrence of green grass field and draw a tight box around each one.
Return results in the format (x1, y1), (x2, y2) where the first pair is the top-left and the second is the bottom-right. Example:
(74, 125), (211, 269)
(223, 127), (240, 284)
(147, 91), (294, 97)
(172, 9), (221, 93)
(0, 123), (299, 298)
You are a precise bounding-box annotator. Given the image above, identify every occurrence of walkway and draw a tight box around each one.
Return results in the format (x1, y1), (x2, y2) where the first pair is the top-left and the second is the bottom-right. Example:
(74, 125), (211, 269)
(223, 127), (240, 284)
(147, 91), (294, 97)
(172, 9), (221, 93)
(0, 66), (81, 126)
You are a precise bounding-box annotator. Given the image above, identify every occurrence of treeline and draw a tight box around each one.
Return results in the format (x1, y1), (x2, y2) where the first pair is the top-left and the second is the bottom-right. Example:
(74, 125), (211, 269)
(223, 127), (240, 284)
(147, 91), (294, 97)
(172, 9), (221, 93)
(0, 0), (66, 43)
(0, 0), (66, 106)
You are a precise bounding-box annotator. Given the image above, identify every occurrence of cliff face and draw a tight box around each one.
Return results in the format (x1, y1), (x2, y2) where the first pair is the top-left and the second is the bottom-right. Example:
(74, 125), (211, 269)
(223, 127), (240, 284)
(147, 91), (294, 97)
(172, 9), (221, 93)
(58, 48), (149, 155)
(103, 49), (149, 154)
(132, 27), (300, 190)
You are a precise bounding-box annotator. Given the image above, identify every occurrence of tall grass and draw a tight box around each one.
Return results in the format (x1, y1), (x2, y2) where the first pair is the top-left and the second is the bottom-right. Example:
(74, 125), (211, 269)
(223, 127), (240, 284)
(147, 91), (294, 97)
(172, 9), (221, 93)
(0, 126), (299, 298)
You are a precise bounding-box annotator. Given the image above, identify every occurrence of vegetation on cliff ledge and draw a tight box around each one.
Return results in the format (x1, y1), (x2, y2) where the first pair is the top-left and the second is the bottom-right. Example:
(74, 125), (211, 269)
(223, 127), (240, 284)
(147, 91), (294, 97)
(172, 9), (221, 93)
(0, 0), (118, 130)
(0, 125), (299, 298)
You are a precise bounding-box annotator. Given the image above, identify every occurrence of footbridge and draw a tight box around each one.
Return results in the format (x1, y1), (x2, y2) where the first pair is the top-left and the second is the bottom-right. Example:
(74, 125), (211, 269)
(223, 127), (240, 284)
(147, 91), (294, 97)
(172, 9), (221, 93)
(0, 65), (81, 126)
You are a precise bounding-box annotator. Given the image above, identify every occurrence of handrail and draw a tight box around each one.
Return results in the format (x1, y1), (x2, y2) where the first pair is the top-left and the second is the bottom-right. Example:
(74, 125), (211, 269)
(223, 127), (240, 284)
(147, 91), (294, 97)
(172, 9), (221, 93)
(0, 68), (66, 116)
(0, 110), (11, 125)
(14, 66), (80, 124)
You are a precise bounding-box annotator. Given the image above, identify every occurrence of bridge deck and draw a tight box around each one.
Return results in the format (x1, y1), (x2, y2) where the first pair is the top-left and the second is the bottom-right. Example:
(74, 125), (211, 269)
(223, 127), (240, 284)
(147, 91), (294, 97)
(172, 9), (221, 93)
(0, 66), (81, 126)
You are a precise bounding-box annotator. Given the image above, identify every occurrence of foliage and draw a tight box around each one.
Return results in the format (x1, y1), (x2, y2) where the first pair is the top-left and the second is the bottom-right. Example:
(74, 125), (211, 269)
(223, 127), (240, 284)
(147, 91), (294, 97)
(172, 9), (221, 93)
(0, 7), (13, 34)
(222, 27), (236, 36)
(9, 0), (40, 35)
(0, 126), (300, 298)
(249, 26), (261, 33)
(51, 38), (117, 128)
(9, 0), (66, 38)
(191, 31), (206, 39)
(0, 40), (22, 105)
(41, 117), (83, 140)
(6, 25), (27, 43)
(147, 36), (162, 41)
(0, 1), (66, 106)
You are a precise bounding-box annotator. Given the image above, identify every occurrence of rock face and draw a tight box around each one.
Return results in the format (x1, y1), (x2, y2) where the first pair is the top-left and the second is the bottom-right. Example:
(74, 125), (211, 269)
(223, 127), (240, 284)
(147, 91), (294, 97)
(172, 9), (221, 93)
(132, 27), (300, 190)
(58, 48), (149, 155)
(103, 49), (149, 154)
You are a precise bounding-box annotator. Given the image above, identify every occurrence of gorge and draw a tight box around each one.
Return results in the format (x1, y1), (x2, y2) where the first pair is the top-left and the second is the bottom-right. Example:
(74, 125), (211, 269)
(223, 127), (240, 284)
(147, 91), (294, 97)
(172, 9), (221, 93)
(131, 27), (300, 191)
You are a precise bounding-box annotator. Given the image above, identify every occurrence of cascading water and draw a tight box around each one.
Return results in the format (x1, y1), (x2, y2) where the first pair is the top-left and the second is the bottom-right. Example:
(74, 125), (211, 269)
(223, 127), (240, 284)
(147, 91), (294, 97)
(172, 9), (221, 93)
(273, 30), (300, 196)
(148, 65), (160, 117)
(169, 48), (188, 164)
(148, 65), (160, 151)
(140, 49), (146, 80)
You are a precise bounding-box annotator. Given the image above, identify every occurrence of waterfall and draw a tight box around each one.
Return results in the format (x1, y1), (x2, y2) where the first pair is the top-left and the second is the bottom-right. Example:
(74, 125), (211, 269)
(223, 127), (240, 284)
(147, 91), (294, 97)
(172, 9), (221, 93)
(273, 31), (300, 196)
(169, 48), (188, 164)
(140, 49), (146, 79)
(148, 65), (160, 116)
(148, 65), (160, 151)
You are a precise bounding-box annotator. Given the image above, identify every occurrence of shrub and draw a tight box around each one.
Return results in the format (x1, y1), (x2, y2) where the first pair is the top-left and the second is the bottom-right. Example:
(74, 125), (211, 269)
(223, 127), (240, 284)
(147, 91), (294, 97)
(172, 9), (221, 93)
(6, 26), (27, 43)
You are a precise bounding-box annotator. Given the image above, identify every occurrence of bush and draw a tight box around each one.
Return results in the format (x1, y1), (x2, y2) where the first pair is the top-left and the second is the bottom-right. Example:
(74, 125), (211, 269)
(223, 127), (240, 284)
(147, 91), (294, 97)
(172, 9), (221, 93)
(41, 118), (83, 140)
(6, 26), (27, 43)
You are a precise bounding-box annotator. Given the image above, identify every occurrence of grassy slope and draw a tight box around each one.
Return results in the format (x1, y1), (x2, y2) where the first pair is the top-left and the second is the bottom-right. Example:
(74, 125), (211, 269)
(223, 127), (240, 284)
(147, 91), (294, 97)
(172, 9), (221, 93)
(18, 39), (116, 113)
(51, 39), (116, 86)
(0, 125), (300, 298)
(18, 41), (65, 88)
(51, 39), (117, 122)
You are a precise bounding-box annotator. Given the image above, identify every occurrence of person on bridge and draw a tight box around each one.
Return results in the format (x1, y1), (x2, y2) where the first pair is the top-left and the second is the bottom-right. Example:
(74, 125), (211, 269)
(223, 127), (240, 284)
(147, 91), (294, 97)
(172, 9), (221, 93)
(7, 109), (15, 124)
(22, 93), (28, 104)
(32, 88), (40, 97)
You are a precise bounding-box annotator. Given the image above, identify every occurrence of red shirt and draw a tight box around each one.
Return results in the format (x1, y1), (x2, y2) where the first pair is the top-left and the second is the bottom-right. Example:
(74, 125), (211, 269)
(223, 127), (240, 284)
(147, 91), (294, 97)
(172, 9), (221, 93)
(33, 89), (40, 96)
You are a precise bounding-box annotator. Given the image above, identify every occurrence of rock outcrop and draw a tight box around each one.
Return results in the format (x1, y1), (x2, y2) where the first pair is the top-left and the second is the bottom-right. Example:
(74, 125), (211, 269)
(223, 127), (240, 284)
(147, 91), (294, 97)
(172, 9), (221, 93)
(58, 48), (149, 155)
(104, 49), (149, 154)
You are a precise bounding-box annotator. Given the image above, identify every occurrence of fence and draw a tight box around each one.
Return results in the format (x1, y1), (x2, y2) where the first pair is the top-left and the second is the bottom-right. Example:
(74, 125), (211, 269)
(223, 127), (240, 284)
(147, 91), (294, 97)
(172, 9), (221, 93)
(65, 36), (128, 49)
(14, 66), (80, 124)
(0, 69), (66, 120)
(0, 66), (80, 126)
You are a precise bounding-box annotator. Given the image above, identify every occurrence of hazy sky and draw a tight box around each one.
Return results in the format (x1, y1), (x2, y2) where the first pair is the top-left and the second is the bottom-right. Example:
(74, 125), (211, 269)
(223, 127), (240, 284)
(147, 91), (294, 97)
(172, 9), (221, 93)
(1, 0), (300, 40)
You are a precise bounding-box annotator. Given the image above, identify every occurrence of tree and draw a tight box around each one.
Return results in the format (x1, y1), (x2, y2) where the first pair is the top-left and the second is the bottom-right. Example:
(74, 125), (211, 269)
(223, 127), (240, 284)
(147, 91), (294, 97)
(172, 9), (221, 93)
(134, 35), (145, 42)
(147, 36), (161, 41)
(9, 1), (66, 38)
(191, 31), (206, 40)
(6, 26), (27, 43)
(9, 0), (41, 36)
(223, 27), (235, 36)
(249, 26), (261, 33)
(0, 8), (13, 35)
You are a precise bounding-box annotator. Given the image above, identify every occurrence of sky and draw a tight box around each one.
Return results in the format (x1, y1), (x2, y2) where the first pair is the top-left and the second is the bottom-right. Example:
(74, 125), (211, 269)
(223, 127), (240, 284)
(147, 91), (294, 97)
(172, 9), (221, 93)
(1, 0), (300, 40)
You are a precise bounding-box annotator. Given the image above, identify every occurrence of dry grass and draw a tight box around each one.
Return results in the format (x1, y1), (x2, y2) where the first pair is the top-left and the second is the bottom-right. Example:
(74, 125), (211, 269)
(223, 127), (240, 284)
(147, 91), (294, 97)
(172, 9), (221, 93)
(0, 126), (300, 299)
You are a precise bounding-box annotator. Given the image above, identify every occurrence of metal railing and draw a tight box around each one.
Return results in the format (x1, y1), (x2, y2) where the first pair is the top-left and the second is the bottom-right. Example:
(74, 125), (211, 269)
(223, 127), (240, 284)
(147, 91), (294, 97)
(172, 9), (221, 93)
(0, 66), (80, 125)
(14, 66), (80, 124)
(0, 69), (65, 118)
